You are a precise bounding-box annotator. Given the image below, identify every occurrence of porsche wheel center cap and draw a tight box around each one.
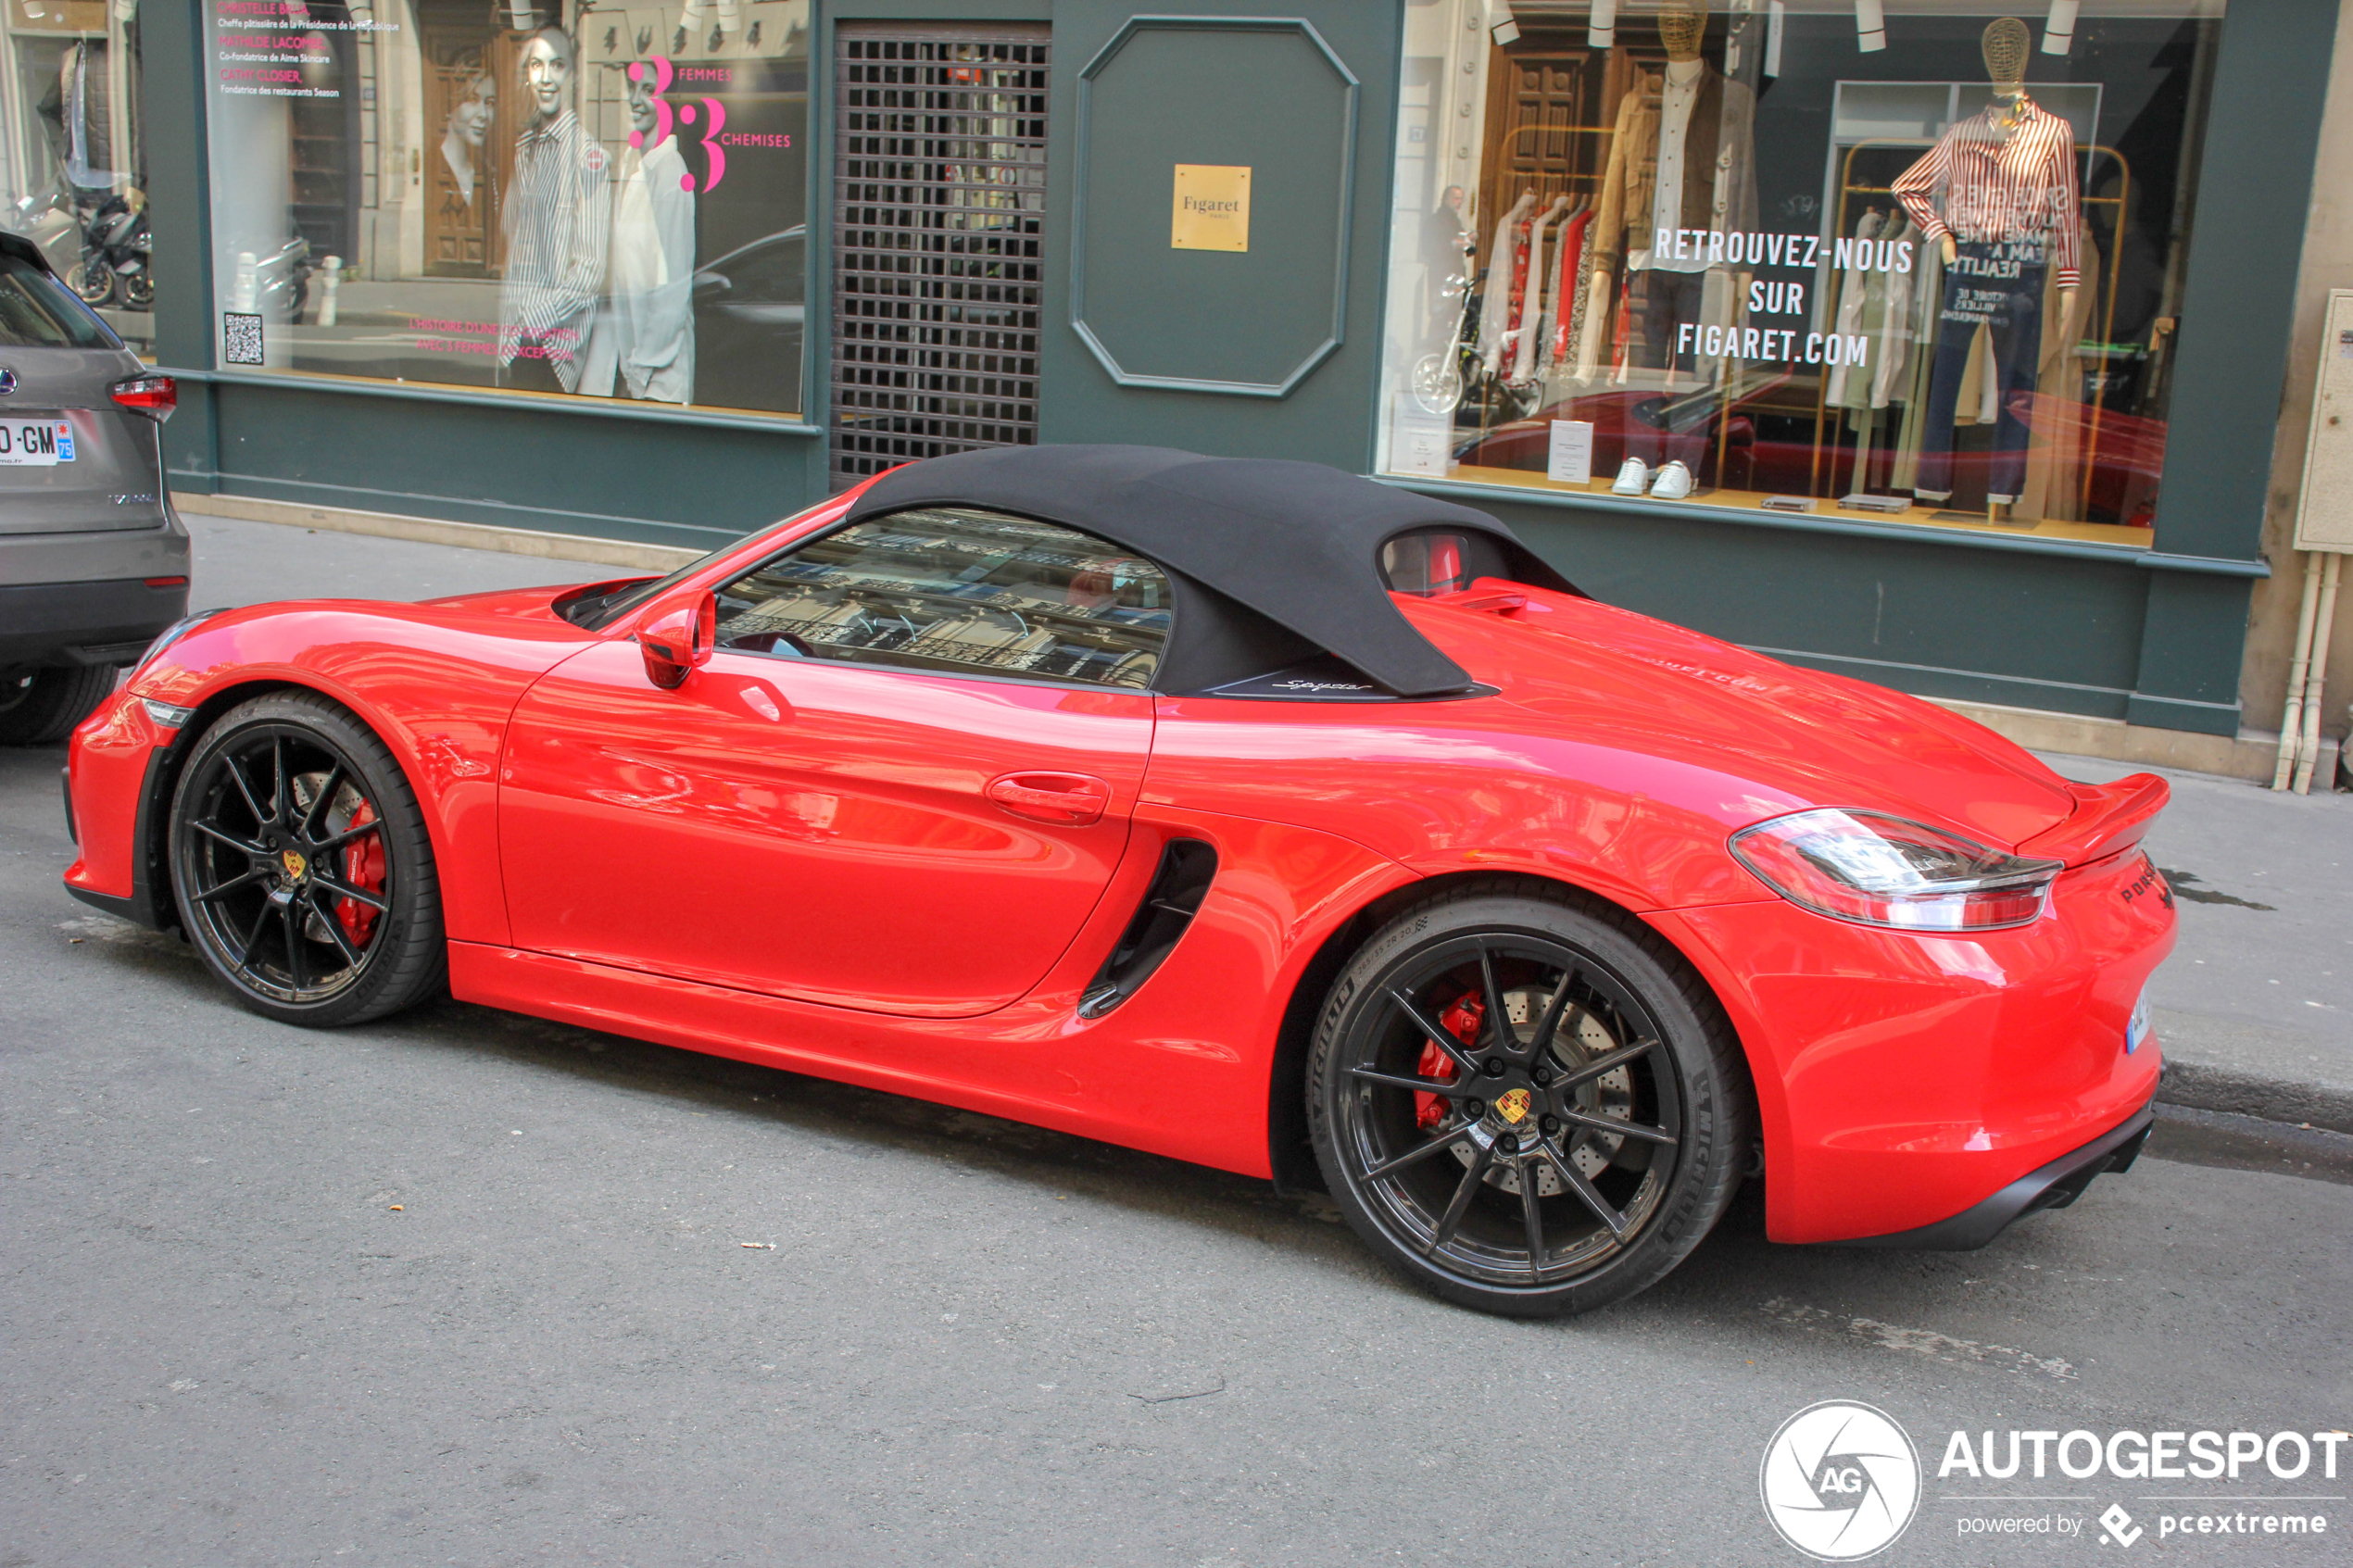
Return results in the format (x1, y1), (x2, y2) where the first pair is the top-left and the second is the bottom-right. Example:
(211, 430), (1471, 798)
(280, 848), (308, 882)
(1492, 1087), (1533, 1125)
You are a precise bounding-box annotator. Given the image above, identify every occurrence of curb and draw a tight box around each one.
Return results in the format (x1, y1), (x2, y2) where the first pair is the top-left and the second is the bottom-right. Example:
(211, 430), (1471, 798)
(2147, 1102), (2353, 1185)
(2157, 1060), (2353, 1139)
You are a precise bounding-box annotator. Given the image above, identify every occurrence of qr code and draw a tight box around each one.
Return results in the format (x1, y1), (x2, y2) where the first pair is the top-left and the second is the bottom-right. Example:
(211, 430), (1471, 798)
(222, 311), (263, 366)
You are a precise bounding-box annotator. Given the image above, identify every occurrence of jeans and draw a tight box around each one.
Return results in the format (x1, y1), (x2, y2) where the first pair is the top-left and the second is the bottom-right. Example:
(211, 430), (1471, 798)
(1915, 238), (2046, 504)
(1627, 267), (1711, 472)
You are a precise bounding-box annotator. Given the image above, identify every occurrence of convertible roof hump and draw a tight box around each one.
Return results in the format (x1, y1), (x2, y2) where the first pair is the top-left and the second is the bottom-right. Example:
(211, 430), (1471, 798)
(845, 445), (1578, 697)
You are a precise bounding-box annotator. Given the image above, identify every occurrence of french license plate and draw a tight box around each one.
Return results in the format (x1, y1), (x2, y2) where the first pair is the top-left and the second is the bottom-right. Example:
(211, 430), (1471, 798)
(2125, 991), (2152, 1054)
(0, 420), (74, 466)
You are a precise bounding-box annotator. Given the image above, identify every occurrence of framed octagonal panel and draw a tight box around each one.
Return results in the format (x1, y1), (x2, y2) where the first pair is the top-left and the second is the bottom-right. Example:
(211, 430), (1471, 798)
(1072, 17), (1359, 398)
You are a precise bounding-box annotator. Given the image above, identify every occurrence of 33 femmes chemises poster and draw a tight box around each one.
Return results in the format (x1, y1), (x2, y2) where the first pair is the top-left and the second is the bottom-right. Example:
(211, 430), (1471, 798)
(203, 0), (811, 417)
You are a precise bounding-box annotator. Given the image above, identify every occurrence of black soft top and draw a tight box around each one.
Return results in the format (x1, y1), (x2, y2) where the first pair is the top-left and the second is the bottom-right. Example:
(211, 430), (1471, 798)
(846, 445), (1575, 697)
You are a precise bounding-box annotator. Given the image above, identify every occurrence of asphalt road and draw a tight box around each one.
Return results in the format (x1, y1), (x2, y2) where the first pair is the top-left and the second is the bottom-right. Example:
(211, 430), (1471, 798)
(3, 521), (2348, 1566)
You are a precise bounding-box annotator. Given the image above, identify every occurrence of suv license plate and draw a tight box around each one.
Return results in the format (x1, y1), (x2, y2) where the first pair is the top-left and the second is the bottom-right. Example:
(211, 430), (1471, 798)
(0, 420), (74, 466)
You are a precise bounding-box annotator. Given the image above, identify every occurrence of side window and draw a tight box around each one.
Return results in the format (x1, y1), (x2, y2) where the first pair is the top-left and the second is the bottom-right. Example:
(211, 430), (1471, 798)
(713, 507), (1173, 689)
(1380, 531), (1470, 596)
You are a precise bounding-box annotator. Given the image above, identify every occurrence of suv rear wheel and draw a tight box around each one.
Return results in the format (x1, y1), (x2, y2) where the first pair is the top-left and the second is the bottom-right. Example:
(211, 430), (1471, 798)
(0, 664), (119, 746)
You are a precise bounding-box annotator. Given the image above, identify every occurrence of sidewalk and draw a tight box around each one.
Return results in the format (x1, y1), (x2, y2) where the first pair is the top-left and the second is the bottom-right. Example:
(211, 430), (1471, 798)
(176, 511), (2353, 1137)
(2036, 750), (2353, 1135)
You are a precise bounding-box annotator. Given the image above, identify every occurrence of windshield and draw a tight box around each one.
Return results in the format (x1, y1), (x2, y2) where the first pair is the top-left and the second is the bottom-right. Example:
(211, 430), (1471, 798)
(561, 502), (867, 631)
(0, 251), (120, 349)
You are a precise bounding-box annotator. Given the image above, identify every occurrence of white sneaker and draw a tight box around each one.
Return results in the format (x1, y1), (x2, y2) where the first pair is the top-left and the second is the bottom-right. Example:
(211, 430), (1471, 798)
(1648, 460), (1693, 500)
(1611, 458), (1649, 496)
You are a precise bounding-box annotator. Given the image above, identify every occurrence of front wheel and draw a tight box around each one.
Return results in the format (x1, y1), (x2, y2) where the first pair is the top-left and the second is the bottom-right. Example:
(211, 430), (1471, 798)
(1307, 882), (1751, 1317)
(169, 692), (447, 1026)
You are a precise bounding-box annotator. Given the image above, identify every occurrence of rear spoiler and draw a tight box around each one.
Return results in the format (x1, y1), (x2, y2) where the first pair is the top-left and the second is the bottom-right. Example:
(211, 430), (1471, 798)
(2016, 772), (2170, 866)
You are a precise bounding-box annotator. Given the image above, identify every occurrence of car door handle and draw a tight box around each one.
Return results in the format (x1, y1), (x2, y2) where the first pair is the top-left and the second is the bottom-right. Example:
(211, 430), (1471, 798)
(985, 771), (1112, 826)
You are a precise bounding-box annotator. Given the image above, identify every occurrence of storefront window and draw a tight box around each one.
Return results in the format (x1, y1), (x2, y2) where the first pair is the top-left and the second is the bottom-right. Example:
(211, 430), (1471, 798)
(1381, 1), (2221, 543)
(200, 0), (810, 416)
(1, 0), (153, 355)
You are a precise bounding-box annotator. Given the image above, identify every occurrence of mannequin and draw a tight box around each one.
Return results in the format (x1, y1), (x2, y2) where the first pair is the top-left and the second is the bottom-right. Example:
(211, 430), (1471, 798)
(1588, 0), (1759, 497)
(1892, 18), (2082, 518)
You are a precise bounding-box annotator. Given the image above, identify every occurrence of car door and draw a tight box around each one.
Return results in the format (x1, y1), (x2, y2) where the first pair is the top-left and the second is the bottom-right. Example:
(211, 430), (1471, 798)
(498, 505), (1172, 1018)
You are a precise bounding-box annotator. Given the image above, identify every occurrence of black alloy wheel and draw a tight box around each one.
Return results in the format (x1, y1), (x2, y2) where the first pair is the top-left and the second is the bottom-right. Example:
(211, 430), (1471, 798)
(169, 692), (446, 1026)
(1308, 883), (1750, 1317)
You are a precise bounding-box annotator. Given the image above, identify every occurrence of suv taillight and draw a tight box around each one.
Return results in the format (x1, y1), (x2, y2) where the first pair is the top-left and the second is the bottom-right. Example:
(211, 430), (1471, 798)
(111, 373), (176, 419)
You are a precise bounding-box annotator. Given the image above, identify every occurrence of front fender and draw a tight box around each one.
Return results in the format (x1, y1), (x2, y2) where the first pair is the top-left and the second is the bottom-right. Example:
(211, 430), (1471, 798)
(123, 602), (595, 946)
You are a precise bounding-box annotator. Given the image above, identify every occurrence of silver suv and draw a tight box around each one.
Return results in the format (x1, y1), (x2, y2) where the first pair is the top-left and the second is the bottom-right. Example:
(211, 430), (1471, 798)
(0, 231), (188, 745)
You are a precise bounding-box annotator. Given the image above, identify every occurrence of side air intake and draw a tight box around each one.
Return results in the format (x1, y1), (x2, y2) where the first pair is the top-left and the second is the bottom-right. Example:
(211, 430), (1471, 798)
(1076, 839), (1218, 1020)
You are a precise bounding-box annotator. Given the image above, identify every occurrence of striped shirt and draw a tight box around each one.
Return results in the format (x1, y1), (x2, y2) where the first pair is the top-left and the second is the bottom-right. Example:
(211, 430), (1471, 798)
(497, 108), (612, 390)
(1892, 100), (2082, 289)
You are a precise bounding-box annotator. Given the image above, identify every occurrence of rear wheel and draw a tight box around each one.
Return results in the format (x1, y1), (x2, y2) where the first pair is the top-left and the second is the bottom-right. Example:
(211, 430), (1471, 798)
(1307, 882), (1750, 1317)
(168, 692), (446, 1026)
(0, 664), (118, 746)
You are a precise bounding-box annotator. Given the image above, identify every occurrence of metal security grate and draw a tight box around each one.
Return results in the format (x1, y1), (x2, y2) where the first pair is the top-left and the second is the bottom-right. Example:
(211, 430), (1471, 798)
(830, 23), (1050, 490)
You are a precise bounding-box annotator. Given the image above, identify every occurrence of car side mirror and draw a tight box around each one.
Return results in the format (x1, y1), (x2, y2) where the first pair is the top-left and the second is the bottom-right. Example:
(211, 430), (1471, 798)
(637, 591), (714, 690)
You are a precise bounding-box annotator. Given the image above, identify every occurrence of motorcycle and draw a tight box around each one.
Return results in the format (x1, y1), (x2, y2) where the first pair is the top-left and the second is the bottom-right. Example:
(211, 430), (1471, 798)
(79, 190), (152, 310)
(2, 176), (152, 310)
(248, 233), (316, 322)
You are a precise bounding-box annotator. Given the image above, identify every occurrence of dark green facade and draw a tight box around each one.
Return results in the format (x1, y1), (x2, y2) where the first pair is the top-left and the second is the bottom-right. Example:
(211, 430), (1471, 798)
(145, 0), (2330, 736)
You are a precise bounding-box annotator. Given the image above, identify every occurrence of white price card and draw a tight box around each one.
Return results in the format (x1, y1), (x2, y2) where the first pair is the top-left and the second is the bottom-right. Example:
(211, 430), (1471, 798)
(1546, 420), (1594, 485)
(1390, 397), (1453, 479)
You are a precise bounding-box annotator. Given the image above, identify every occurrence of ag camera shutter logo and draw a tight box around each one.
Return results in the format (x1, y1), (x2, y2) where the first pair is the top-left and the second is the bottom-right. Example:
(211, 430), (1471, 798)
(1760, 1400), (1922, 1560)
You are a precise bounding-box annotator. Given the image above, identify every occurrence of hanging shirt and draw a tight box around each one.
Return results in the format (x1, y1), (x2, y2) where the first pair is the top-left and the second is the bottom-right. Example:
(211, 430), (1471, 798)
(1641, 58), (1709, 275)
(1548, 208), (1592, 369)
(1476, 196), (1534, 376)
(1891, 97), (2082, 289)
(1515, 201), (1567, 383)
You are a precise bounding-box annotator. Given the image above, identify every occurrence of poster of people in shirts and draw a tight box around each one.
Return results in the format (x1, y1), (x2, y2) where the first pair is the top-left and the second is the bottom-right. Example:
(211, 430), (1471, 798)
(200, 0), (810, 417)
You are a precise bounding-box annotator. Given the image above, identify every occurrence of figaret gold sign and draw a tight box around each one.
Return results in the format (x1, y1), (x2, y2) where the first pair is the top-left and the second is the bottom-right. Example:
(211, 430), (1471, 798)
(1171, 165), (1251, 252)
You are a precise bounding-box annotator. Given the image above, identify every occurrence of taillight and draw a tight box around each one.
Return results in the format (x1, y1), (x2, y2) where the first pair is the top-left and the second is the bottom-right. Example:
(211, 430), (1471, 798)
(1729, 809), (2062, 933)
(111, 373), (176, 419)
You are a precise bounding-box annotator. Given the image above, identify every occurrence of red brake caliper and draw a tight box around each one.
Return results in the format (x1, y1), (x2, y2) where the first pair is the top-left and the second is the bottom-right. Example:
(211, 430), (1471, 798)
(1415, 994), (1485, 1130)
(336, 800), (384, 947)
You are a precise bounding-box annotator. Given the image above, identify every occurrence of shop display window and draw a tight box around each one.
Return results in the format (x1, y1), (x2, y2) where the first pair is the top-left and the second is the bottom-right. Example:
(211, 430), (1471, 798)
(199, 0), (810, 417)
(1380, 1), (2222, 543)
(1, 0), (153, 354)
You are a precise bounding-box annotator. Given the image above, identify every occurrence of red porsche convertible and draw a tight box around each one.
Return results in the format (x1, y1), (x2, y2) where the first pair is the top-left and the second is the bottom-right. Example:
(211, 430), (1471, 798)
(61, 445), (2173, 1316)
